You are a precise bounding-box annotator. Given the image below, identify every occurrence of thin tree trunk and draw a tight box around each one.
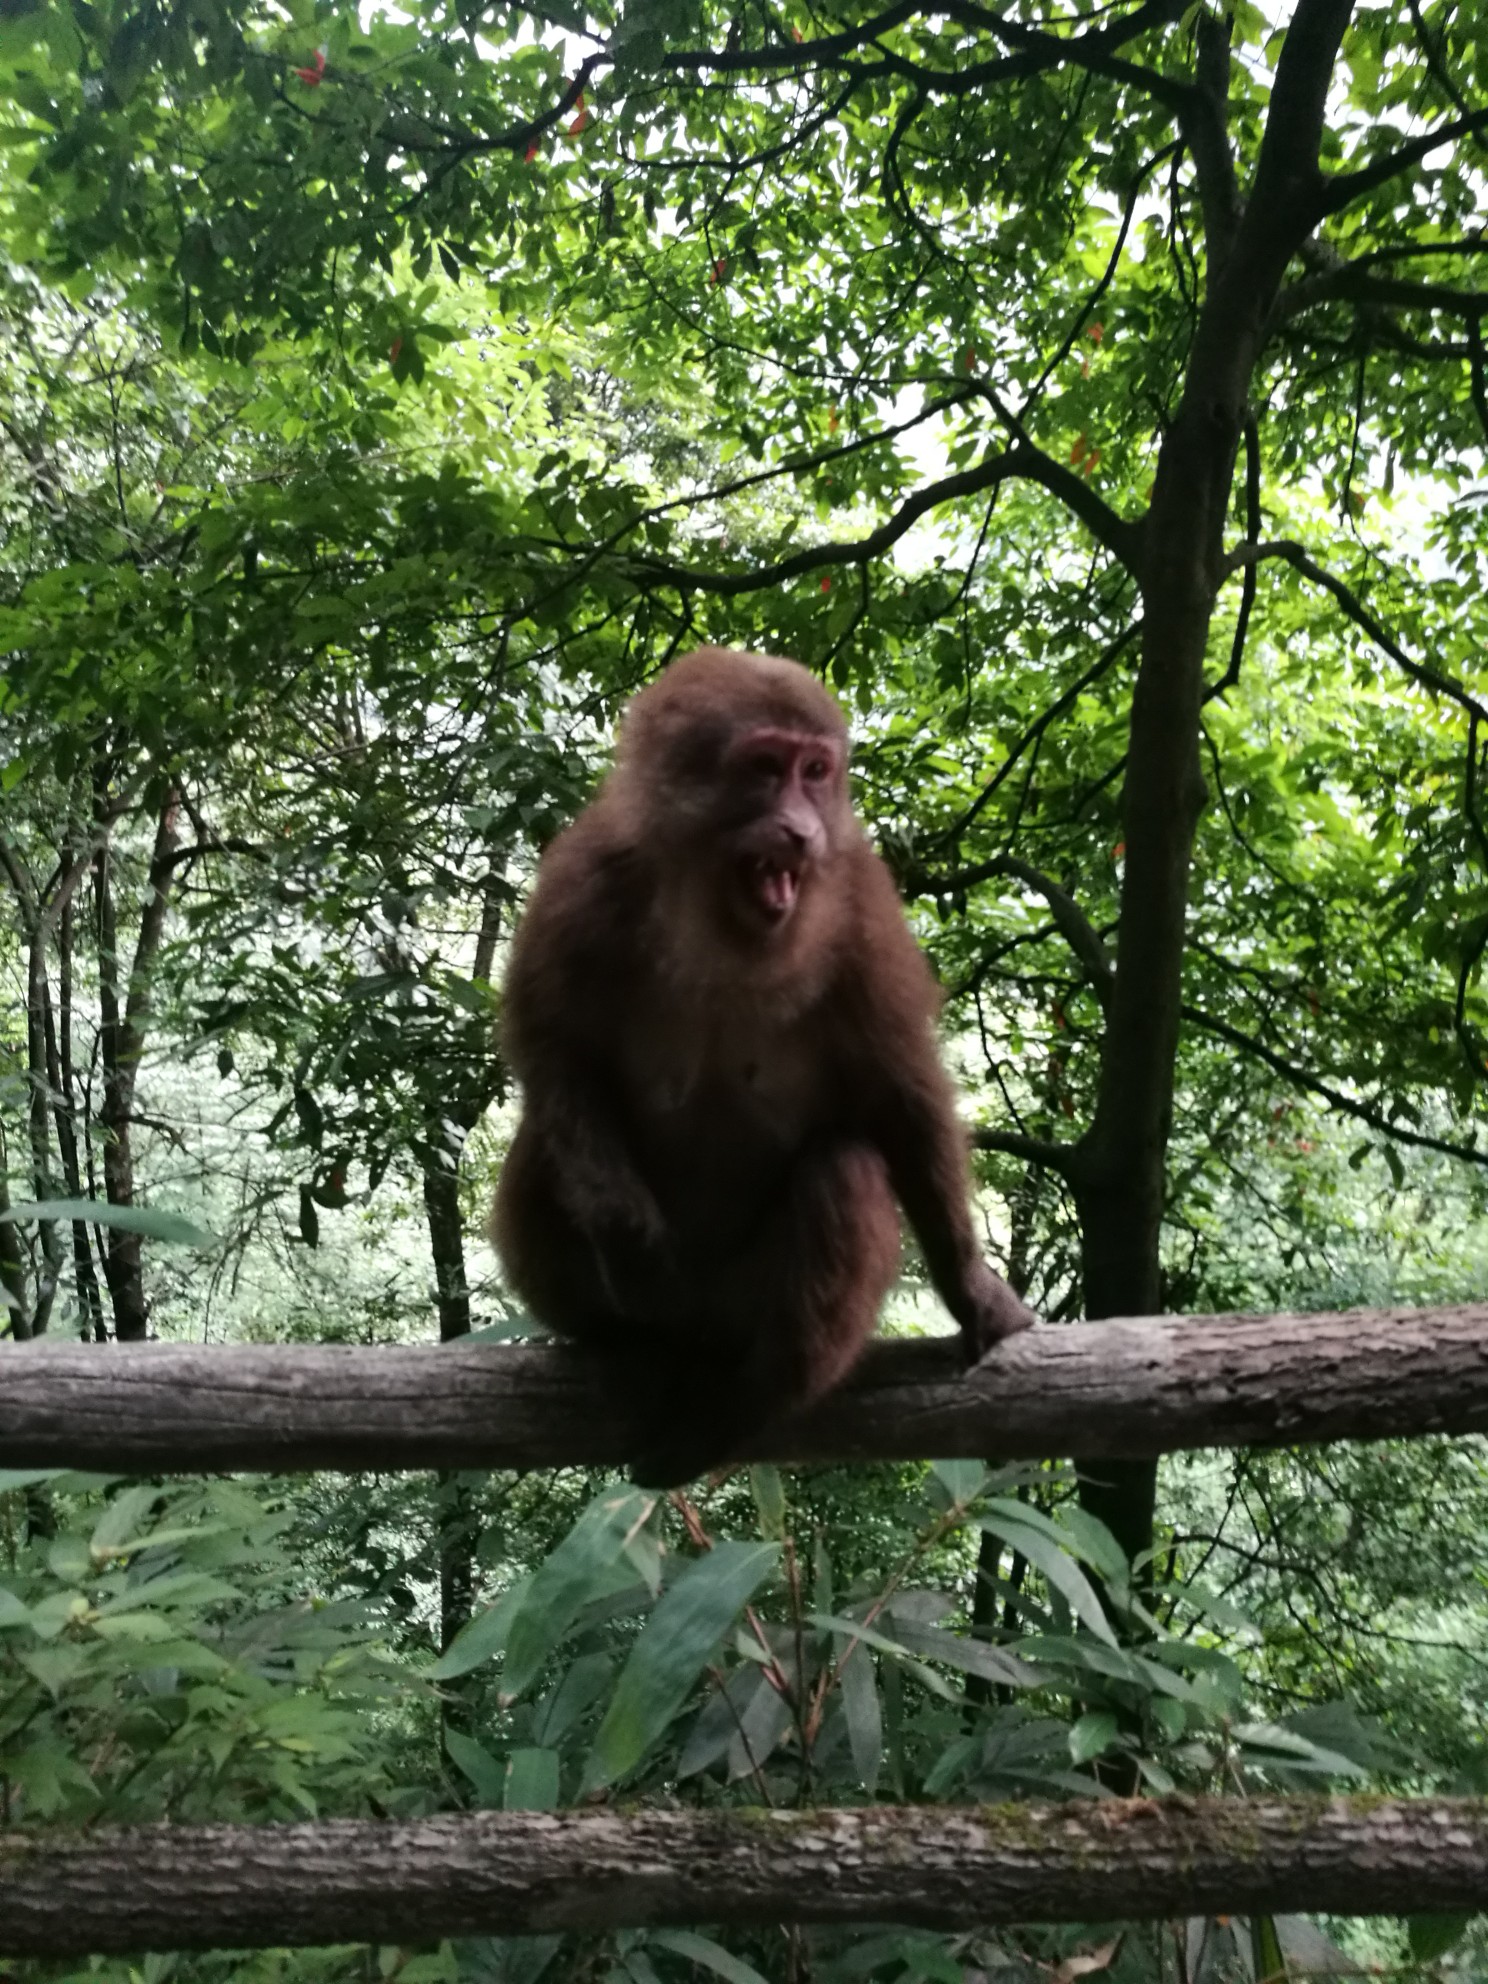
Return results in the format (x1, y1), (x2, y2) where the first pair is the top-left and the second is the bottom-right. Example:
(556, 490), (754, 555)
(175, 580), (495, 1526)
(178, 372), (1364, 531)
(45, 885), (105, 1341)
(94, 790), (178, 1342)
(424, 1152), (477, 1661)
(1073, 0), (1358, 1573)
(0, 1119), (32, 1339)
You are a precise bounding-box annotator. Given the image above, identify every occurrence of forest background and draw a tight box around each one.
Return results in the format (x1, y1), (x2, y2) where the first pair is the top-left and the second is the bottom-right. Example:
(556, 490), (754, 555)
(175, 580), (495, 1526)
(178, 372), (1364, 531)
(3, 0), (1488, 1976)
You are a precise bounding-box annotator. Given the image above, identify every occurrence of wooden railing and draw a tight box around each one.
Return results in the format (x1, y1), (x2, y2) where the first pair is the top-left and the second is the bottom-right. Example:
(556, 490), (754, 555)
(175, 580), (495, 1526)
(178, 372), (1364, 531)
(4, 1303), (1488, 1955)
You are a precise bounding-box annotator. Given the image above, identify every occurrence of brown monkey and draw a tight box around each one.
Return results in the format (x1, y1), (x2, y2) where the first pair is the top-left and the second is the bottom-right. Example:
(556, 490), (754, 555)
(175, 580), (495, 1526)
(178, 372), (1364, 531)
(491, 647), (1035, 1485)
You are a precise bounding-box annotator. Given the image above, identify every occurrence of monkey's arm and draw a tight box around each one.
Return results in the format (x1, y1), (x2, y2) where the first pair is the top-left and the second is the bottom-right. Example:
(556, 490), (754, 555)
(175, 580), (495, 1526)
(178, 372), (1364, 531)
(868, 1059), (1036, 1356)
(848, 864), (1037, 1357)
(499, 829), (675, 1305)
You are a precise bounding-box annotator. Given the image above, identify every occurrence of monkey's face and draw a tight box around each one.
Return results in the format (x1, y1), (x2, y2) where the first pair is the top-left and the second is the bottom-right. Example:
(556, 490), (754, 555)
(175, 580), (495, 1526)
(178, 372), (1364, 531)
(712, 724), (843, 936)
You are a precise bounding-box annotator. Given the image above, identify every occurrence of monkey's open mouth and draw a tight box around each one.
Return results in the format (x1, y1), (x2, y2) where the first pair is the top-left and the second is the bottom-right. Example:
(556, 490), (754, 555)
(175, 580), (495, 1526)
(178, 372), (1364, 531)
(748, 856), (801, 921)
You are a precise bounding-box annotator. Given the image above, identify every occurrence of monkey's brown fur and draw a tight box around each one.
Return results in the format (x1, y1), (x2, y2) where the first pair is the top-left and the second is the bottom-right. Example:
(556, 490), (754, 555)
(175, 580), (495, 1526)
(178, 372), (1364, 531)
(492, 647), (1033, 1484)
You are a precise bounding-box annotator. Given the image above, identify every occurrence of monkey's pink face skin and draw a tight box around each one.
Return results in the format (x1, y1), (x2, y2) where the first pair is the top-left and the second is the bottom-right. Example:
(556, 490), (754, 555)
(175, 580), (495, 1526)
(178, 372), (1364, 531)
(721, 726), (842, 933)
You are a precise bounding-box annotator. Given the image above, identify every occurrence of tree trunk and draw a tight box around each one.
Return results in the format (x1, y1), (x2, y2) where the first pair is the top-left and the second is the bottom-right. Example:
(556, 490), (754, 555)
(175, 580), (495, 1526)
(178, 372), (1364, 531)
(45, 889), (105, 1341)
(1073, 0), (1358, 1572)
(0, 1122), (32, 1339)
(422, 1152), (477, 1660)
(94, 792), (178, 1342)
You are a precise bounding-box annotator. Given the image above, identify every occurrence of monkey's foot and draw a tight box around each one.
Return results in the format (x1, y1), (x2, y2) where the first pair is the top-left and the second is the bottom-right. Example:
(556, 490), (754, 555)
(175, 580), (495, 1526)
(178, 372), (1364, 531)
(628, 1441), (723, 1492)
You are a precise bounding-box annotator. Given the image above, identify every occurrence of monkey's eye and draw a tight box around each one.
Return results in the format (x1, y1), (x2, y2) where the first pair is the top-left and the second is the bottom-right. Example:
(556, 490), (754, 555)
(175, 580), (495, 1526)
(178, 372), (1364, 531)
(803, 756), (831, 783)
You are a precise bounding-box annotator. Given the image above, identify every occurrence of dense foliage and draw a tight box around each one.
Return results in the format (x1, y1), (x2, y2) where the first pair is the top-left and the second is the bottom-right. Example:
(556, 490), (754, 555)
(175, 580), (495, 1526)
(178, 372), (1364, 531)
(4, 0), (1488, 1974)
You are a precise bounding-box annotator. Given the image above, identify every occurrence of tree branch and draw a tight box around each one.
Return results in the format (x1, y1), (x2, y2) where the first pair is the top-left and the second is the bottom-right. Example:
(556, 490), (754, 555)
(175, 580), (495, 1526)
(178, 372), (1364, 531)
(625, 441), (1141, 597)
(918, 853), (1113, 1007)
(1219, 539), (1488, 724)
(1278, 263), (1488, 323)
(1181, 1003), (1486, 1167)
(926, 622), (1137, 860)
(1322, 107), (1488, 216)
(971, 1124), (1081, 1171)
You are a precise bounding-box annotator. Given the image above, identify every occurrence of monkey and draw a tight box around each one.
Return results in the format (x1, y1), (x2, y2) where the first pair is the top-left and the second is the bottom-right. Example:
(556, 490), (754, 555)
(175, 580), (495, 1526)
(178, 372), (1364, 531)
(490, 646), (1036, 1486)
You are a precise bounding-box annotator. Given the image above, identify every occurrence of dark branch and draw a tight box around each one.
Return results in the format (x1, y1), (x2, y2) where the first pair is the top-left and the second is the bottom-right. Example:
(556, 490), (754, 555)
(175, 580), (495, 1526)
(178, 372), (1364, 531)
(625, 440), (1140, 597)
(920, 853), (1113, 1007)
(1220, 539), (1488, 725)
(1323, 107), (1488, 215)
(971, 1124), (1082, 1171)
(935, 622), (1140, 850)
(1182, 1003), (1487, 1168)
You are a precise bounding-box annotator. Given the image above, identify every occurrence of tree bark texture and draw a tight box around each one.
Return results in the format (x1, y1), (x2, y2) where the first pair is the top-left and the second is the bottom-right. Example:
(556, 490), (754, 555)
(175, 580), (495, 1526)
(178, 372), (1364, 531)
(3, 1796), (1486, 1955)
(3, 1302), (1485, 1474)
(1071, 0), (1359, 1566)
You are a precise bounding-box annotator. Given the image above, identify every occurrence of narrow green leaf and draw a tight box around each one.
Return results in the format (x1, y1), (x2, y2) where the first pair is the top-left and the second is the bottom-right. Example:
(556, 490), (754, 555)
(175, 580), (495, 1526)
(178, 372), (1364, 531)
(501, 1489), (657, 1702)
(444, 1728), (506, 1806)
(976, 1511), (1118, 1647)
(837, 1634), (882, 1792)
(1, 1199), (213, 1247)
(650, 1930), (772, 1984)
(748, 1463), (786, 1539)
(504, 1746), (560, 1811)
(584, 1541), (779, 1790)
(430, 1579), (529, 1681)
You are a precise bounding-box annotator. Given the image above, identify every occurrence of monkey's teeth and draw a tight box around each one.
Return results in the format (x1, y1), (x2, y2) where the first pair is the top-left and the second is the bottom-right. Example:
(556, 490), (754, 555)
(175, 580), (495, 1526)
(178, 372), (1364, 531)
(755, 861), (799, 916)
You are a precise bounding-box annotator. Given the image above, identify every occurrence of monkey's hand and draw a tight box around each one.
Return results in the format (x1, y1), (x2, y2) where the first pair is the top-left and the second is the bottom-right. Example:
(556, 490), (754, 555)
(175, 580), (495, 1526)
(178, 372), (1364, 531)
(570, 1172), (687, 1320)
(958, 1262), (1038, 1365)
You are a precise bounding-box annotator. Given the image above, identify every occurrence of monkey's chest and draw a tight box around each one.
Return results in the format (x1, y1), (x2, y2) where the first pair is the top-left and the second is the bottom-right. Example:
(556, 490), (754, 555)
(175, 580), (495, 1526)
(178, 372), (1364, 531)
(622, 1027), (827, 1222)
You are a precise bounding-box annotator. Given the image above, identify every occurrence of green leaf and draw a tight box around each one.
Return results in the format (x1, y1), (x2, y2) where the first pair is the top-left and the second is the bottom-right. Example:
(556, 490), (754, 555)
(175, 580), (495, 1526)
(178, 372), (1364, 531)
(444, 1728), (507, 1805)
(504, 1746), (561, 1811)
(975, 1510), (1118, 1647)
(927, 1459), (989, 1508)
(748, 1463), (786, 1539)
(1407, 1913), (1474, 1962)
(501, 1489), (657, 1702)
(532, 1651), (615, 1747)
(1, 1199), (213, 1247)
(649, 1931), (772, 1984)
(837, 1633), (882, 1792)
(1069, 1710), (1118, 1762)
(584, 1541), (779, 1791)
(0, 1584), (32, 1629)
(90, 1483), (162, 1556)
(430, 1579), (529, 1680)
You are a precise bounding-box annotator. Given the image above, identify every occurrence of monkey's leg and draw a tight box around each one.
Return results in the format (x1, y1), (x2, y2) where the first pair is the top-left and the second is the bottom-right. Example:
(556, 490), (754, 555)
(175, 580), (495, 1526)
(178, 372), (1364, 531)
(628, 1140), (901, 1487)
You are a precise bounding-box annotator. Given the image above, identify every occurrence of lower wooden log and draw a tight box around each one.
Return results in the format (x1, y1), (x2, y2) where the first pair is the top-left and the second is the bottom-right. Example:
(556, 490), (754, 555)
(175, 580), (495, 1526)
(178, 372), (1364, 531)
(3, 1796), (1486, 1955)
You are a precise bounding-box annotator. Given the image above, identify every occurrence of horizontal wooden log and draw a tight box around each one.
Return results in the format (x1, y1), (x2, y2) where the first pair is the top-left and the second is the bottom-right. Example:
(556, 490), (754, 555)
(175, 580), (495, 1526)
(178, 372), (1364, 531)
(2, 1796), (1486, 1954)
(2, 1303), (1486, 1475)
